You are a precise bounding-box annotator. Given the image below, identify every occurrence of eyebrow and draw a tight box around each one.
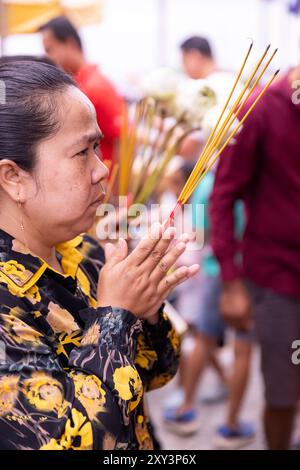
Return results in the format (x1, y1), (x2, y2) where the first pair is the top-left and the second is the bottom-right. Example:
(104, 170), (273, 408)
(69, 131), (104, 151)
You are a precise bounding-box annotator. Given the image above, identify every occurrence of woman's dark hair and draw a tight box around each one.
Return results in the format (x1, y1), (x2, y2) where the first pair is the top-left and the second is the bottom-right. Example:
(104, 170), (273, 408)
(0, 60), (76, 172)
(39, 16), (83, 51)
(0, 55), (57, 67)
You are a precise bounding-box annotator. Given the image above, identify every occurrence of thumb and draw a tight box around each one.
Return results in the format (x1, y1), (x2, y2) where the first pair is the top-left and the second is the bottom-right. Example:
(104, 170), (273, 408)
(104, 238), (128, 266)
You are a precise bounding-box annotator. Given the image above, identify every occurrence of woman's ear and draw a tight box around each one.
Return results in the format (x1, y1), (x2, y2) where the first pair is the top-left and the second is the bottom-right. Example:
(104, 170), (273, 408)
(0, 159), (29, 203)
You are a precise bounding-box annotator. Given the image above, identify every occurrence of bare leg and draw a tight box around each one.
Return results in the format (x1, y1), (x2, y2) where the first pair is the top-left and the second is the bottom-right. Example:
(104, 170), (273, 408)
(264, 406), (295, 450)
(209, 349), (228, 385)
(180, 333), (217, 411)
(226, 338), (252, 428)
(177, 348), (186, 388)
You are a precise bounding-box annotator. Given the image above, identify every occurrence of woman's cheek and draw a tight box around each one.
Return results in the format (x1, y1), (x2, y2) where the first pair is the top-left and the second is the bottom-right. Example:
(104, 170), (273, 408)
(66, 182), (91, 210)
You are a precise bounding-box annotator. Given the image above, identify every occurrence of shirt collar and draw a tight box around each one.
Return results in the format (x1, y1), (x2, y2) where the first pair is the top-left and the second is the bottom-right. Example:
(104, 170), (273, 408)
(0, 228), (84, 295)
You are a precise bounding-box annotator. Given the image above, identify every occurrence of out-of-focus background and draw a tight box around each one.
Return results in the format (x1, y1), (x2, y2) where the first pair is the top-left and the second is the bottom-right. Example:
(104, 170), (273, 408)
(2, 0), (300, 91)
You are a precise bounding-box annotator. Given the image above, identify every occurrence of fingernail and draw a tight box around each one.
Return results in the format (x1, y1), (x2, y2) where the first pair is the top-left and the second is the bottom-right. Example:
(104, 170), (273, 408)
(181, 233), (190, 243)
(163, 227), (176, 240)
(189, 264), (200, 274)
(177, 242), (186, 251)
(150, 222), (162, 240)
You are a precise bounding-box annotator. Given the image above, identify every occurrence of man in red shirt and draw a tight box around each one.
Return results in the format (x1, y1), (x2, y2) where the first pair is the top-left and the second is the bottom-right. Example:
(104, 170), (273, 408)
(210, 68), (300, 450)
(40, 16), (123, 163)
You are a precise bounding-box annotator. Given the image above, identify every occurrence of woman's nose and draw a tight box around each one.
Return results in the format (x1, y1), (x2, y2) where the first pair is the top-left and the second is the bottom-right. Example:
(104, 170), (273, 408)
(92, 158), (109, 184)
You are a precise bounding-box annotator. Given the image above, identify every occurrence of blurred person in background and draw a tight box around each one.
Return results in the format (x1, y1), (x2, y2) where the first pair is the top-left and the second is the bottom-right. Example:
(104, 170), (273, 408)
(210, 64), (300, 450)
(162, 36), (254, 448)
(180, 35), (235, 92)
(179, 35), (239, 161)
(39, 16), (124, 164)
(163, 165), (255, 449)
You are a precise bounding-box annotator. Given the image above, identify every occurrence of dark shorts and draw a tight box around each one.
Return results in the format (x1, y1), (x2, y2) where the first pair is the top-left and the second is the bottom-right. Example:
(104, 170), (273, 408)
(247, 281), (300, 408)
(193, 275), (254, 344)
(193, 275), (225, 341)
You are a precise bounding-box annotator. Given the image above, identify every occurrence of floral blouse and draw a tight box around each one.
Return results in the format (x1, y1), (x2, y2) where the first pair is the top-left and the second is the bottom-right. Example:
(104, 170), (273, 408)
(0, 229), (180, 450)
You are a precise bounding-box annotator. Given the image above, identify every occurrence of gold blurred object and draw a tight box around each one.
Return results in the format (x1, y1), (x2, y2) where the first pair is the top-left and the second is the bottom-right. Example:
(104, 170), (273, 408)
(1, 0), (102, 35)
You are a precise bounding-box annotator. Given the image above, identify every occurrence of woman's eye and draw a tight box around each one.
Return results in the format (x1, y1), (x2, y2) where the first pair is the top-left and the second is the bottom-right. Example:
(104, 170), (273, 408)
(77, 148), (89, 157)
(94, 142), (100, 156)
(76, 142), (101, 158)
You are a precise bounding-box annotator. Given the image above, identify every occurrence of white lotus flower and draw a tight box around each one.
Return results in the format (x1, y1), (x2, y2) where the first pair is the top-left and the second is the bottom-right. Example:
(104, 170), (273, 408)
(175, 79), (217, 127)
(140, 67), (182, 116)
(205, 71), (244, 109)
(141, 67), (181, 101)
(201, 105), (240, 146)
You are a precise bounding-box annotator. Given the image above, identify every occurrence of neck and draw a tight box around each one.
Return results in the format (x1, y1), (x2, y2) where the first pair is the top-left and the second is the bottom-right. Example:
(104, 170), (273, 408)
(69, 51), (86, 75)
(0, 205), (63, 273)
(199, 60), (217, 79)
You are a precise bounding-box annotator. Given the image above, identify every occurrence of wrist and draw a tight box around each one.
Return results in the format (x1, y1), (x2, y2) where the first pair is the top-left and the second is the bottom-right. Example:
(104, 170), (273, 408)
(223, 278), (244, 290)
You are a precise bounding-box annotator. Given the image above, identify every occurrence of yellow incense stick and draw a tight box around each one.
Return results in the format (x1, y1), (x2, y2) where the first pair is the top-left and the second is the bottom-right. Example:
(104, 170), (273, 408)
(103, 163), (119, 204)
(119, 102), (129, 195)
(182, 47), (278, 200)
(179, 44), (273, 205)
(181, 70), (279, 205)
(166, 45), (278, 225)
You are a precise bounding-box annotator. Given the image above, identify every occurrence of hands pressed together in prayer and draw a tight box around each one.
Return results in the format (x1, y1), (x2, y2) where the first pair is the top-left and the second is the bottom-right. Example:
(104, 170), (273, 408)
(97, 223), (199, 324)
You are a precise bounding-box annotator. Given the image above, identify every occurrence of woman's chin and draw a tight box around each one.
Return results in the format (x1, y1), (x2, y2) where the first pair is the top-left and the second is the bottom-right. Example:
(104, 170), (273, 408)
(81, 212), (97, 234)
(62, 212), (97, 240)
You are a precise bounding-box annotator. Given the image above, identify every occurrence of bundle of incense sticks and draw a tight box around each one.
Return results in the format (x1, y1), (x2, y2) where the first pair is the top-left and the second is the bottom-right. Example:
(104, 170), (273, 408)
(166, 42), (279, 227)
(117, 96), (199, 206)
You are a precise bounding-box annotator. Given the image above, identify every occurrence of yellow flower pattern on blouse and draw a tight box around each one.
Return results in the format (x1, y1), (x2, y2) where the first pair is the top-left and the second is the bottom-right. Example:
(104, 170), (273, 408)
(0, 229), (180, 450)
(0, 375), (19, 416)
(81, 322), (100, 346)
(113, 366), (143, 412)
(25, 284), (42, 304)
(70, 371), (106, 421)
(134, 333), (158, 370)
(1, 312), (43, 345)
(22, 372), (70, 418)
(40, 409), (93, 450)
(46, 301), (80, 334)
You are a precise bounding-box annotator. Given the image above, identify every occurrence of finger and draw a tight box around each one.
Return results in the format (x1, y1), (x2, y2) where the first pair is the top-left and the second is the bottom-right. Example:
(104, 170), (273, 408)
(147, 232), (191, 273)
(166, 232), (190, 250)
(139, 226), (178, 272)
(128, 223), (175, 266)
(150, 240), (187, 281)
(179, 233), (191, 243)
(126, 223), (162, 266)
(157, 264), (200, 296)
(104, 238), (128, 266)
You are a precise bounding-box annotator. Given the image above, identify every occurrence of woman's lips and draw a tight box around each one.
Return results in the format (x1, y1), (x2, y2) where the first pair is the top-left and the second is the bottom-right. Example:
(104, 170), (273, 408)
(90, 192), (105, 207)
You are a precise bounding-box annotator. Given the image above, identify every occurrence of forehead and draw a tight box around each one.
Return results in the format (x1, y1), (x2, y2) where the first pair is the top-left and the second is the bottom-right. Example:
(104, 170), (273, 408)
(58, 87), (99, 134)
(183, 49), (198, 58)
(41, 29), (59, 45)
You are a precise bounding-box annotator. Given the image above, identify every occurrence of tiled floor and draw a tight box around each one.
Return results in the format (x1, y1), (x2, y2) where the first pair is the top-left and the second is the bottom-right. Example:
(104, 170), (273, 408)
(147, 346), (300, 450)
